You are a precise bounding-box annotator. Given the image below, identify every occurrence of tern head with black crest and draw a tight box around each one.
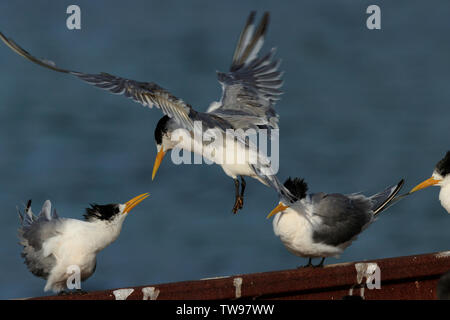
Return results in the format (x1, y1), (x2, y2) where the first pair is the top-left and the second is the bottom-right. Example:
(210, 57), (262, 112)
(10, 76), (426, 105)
(409, 151), (450, 213)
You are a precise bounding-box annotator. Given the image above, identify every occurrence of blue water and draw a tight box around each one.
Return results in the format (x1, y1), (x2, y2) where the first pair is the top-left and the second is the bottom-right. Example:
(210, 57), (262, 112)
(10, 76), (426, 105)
(1, 0), (449, 299)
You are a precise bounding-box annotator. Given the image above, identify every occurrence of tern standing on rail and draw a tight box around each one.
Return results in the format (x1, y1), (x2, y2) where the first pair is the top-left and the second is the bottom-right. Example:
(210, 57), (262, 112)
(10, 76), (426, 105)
(266, 177), (404, 267)
(17, 193), (149, 293)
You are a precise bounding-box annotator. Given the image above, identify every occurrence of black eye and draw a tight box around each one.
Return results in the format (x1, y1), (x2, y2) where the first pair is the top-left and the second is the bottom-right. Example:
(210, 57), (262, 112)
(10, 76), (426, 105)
(115, 207), (120, 214)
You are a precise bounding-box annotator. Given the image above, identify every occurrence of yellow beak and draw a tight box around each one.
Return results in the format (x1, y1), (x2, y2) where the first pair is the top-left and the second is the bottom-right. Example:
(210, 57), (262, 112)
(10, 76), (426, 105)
(152, 149), (166, 181)
(409, 177), (441, 194)
(267, 202), (289, 219)
(123, 193), (150, 214)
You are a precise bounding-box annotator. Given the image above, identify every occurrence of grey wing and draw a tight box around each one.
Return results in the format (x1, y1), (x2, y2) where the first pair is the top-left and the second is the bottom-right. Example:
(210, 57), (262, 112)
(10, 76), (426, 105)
(72, 73), (195, 130)
(20, 223), (59, 279)
(17, 200), (62, 278)
(0, 31), (195, 131)
(21, 218), (63, 250)
(311, 193), (373, 247)
(208, 12), (283, 130)
(17, 199), (35, 228)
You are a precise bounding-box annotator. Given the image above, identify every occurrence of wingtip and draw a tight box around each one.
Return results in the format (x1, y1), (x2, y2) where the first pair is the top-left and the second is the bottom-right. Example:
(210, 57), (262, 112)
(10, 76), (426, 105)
(26, 199), (32, 211)
(397, 179), (405, 190)
(247, 11), (256, 25)
(262, 12), (270, 26)
(258, 12), (270, 36)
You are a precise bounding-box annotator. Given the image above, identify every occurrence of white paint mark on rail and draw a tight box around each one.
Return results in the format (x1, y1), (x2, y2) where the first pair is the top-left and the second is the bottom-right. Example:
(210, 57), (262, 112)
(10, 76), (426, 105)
(113, 288), (134, 300)
(233, 277), (243, 298)
(142, 287), (160, 300)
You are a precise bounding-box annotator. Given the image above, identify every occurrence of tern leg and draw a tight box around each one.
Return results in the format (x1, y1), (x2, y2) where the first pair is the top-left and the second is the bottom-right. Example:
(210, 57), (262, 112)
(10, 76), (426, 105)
(232, 179), (241, 214)
(58, 289), (87, 295)
(74, 289), (88, 295)
(239, 176), (246, 209)
(314, 257), (326, 268)
(299, 258), (313, 268)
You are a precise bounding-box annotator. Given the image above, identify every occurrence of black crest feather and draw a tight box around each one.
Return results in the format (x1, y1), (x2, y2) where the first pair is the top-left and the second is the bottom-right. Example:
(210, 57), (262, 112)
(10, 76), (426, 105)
(154, 115), (171, 145)
(283, 177), (308, 201)
(83, 204), (120, 222)
(436, 151), (450, 177)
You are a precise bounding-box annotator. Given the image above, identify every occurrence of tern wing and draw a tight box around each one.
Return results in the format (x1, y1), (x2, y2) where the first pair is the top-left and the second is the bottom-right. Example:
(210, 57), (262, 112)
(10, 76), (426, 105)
(310, 193), (374, 247)
(17, 199), (35, 227)
(18, 200), (62, 278)
(208, 12), (282, 130)
(0, 32), (195, 131)
(310, 179), (404, 246)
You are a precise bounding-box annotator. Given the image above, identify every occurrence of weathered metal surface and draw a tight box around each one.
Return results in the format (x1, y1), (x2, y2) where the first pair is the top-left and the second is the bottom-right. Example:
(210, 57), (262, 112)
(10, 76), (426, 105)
(28, 251), (450, 300)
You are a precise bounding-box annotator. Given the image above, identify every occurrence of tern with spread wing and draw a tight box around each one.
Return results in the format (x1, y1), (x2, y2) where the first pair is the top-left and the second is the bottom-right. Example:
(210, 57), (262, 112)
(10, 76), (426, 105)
(17, 193), (149, 293)
(0, 12), (286, 213)
(266, 177), (404, 267)
(409, 151), (450, 213)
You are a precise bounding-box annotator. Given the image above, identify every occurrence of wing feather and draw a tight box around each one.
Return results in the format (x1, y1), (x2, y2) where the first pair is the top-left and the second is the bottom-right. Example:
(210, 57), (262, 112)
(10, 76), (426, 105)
(0, 31), (195, 131)
(209, 12), (283, 131)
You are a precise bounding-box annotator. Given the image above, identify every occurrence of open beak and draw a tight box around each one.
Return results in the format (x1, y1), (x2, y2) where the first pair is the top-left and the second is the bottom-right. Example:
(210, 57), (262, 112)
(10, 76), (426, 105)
(123, 193), (150, 214)
(409, 177), (441, 194)
(267, 202), (289, 219)
(152, 149), (166, 181)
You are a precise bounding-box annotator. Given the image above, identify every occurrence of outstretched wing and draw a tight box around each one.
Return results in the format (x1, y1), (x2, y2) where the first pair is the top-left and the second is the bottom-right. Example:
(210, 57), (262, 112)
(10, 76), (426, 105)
(0, 32), (195, 131)
(208, 12), (283, 130)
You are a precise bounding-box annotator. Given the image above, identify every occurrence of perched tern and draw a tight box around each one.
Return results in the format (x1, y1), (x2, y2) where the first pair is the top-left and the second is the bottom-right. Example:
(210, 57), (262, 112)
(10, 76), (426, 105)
(0, 12), (286, 213)
(409, 151), (450, 213)
(267, 177), (404, 267)
(17, 193), (149, 293)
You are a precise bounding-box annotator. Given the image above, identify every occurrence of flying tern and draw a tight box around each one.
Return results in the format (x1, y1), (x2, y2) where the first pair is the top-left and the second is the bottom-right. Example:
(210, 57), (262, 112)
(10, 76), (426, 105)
(17, 193), (149, 293)
(266, 177), (404, 267)
(0, 12), (286, 213)
(409, 151), (450, 213)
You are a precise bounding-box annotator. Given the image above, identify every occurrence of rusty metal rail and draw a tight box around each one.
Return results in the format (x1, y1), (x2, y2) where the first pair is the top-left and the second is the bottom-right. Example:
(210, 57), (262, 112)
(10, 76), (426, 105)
(28, 251), (450, 300)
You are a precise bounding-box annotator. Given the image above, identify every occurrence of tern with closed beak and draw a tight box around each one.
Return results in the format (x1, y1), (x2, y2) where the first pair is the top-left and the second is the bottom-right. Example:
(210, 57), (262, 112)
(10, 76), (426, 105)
(17, 193), (149, 293)
(267, 178), (404, 267)
(1, 11), (286, 214)
(409, 151), (450, 213)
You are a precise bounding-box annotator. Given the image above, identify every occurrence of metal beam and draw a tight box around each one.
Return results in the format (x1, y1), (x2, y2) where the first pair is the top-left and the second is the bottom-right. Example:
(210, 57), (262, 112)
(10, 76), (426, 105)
(28, 251), (450, 300)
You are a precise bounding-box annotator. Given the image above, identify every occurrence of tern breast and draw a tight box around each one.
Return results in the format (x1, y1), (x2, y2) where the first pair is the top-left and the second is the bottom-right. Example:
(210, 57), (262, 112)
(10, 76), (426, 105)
(439, 184), (450, 213)
(272, 207), (344, 258)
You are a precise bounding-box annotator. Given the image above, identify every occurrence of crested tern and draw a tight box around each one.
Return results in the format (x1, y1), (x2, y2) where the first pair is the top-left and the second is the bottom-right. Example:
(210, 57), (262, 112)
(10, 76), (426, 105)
(0, 12), (286, 214)
(409, 151), (450, 213)
(17, 193), (149, 293)
(266, 177), (404, 267)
